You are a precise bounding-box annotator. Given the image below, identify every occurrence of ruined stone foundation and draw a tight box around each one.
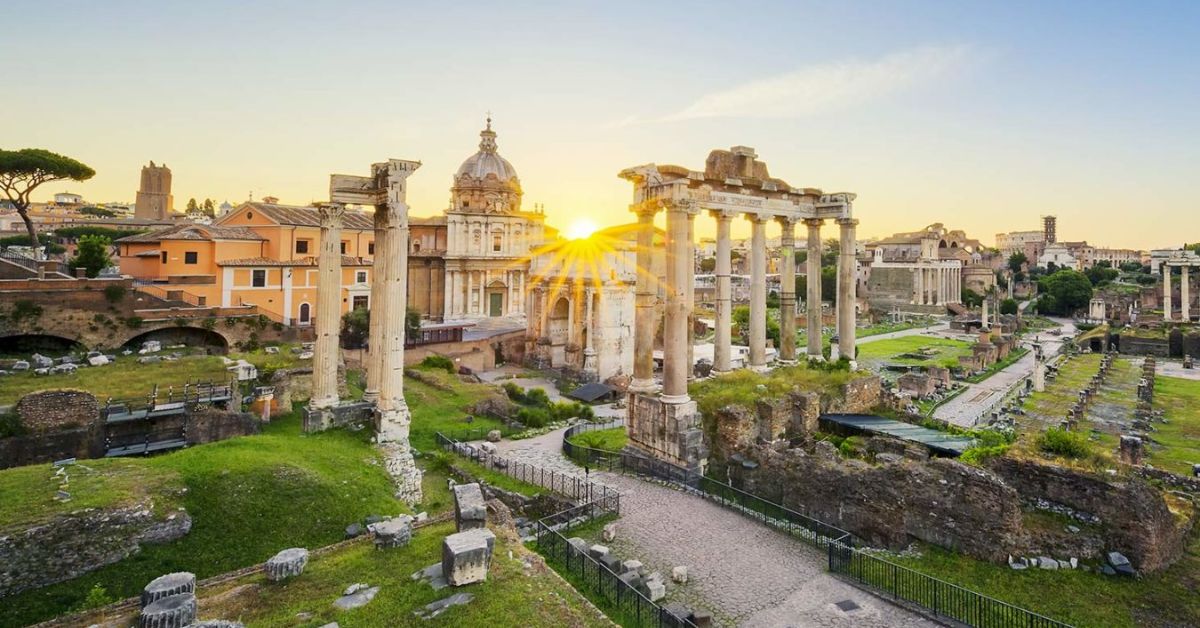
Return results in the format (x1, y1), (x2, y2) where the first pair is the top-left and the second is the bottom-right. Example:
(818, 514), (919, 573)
(626, 394), (707, 472)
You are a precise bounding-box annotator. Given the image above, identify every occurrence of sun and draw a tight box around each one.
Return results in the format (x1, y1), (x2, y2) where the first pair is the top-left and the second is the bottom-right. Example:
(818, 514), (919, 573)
(565, 219), (599, 240)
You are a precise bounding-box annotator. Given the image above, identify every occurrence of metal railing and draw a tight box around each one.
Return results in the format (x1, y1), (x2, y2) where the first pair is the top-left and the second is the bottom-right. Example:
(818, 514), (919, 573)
(133, 281), (206, 307)
(535, 502), (695, 628)
(829, 538), (1072, 627)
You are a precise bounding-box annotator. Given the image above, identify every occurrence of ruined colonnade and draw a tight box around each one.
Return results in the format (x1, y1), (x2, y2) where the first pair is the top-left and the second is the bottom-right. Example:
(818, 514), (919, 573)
(911, 262), (962, 306)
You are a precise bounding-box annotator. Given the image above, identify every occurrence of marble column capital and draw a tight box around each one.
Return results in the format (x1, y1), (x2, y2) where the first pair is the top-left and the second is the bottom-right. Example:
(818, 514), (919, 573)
(663, 197), (698, 215)
(630, 201), (661, 220)
(744, 212), (770, 225)
(317, 203), (346, 229)
(775, 215), (799, 229)
(836, 217), (860, 228)
(802, 217), (825, 228)
(709, 208), (738, 222)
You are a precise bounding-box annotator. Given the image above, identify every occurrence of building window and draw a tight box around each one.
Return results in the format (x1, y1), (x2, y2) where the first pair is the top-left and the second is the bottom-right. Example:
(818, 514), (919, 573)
(340, 241), (348, 254)
(184, 251), (198, 264)
(161, 251), (167, 263)
(296, 240), (309, 254)
(493, 234), (502, 252)
(298, 302), (311, 324)
(246, 211), (253, 219)
(368, 242), (375, 255)
(252, 269), (267, 287)
(356, 271), (367, 283)
(413, 241), (421, 253)
(352, 295), (369, 310)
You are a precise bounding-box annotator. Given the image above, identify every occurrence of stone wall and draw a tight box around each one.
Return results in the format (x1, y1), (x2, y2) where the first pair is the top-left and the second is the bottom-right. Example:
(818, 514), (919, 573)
(0, 499), (191, 597)
(187, 408), (260, 445)
(1116, 335), (1170, 357)
(826, 374), (882, 414)
(0, 427), (101, 470)
(14, 389), (100, 433)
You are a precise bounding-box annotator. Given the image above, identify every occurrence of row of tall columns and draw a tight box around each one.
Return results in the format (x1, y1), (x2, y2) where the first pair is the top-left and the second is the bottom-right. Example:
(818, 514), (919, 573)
(711, 211), (734, 373)
(836, 218), (858, 362)
(748, 214), (768, 370)
(443, 269), (526, 318)
(310, 204), (346, 411)
(777, 218), (797, 363)
(805, 219), (824, 358)
(912, 265), (961, 305)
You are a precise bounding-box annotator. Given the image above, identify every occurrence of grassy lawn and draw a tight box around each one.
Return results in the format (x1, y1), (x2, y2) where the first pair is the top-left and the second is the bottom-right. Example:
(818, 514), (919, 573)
(888, 527), (1200, 628)
(0, 458), (183, 532)
(854, 335), (974, 369)
(73, 521), (609, 628)
(566, 428), (628, 453)
(1150, 376), (1200, 476)
(858, 317), (938, 338)
(404, 366), (505, 452)
(0, 405), (444, 628)
(0, 353), (232, 406)
(691, 362), (868, 424)
(1019, 354), (1101, 423)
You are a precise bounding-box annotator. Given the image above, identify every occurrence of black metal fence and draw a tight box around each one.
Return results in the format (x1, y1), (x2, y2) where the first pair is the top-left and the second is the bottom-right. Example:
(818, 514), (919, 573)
(535, 502), (695, 627)
(435, 431), (619, 508)
(829, 537), (1072, 627)
(558, 420), (1075, 628)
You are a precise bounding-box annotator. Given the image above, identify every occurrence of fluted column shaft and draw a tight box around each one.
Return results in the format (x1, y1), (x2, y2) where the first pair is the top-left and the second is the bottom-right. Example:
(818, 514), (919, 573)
(662, 200), (692, 403)
(837, 218), (858, 362)
(363, 210), (389, 403)
(805, 219), (824, 358)
(1182, 266), (1191, 322)
(630, 206), (658, 392)
(748, 214), (768, 370)
(312, 204), (345, 410)
(712, 211), (734, 373)
(778, 217), (797, 362)
(686, 212), (696, 378)
(1164, 266), (1173, 321)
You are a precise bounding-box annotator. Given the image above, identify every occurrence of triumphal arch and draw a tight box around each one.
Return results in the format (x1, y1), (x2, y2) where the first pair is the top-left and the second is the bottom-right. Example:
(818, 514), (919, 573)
(620, 146), (857, 472)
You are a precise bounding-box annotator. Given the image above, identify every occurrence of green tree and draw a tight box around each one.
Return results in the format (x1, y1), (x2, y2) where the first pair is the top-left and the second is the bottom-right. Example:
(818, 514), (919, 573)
(68, 234), (112, 278)
(1007, 251), (1028, 274)
(1000, 298), (1019, 315)
(202, 198), (216, 218)
(340, 307), (370, 348)
(0, 233), (65, 254)
(1084, 264), (1119, 286)
(186, 198), (199, 213)
(821, 266), (837, 302)
(78, 205), (116, 218)
(699, 257), (716, 272)
(962, 287), (983, 308)
(406, 307), (421, 338)
(1042, 269), (1093, 315)
(0, 148), (95, 256)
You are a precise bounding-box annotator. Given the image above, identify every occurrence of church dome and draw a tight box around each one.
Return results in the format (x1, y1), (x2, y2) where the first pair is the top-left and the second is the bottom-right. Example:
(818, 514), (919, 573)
(455, 117), (519, 183)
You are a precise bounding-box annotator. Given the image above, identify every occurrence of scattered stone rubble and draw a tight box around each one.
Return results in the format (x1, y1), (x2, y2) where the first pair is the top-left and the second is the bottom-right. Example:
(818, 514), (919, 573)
(452, 482), (487, 532)
(264, 547), (308, 582)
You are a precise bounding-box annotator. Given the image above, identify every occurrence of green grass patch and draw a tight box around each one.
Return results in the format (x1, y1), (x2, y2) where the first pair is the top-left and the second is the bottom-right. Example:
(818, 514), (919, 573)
(886, 528), (1200, 628)
(0, 354), (231, 406)
(691, 362), (867, 424)
(404, 366), (505, 452)
(854, 335), (974, 369)
(425, 451), (547, 497)
(1150, 376), (1200, 476)
(566, 428), (627, 454)
(182, 521), (610, 627)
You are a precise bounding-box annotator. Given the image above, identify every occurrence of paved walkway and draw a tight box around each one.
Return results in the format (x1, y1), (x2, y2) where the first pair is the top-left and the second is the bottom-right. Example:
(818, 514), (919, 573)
(933, 317), (1076, 427)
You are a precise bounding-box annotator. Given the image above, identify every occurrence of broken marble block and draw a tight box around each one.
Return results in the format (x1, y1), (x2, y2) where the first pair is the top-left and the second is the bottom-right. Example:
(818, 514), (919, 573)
(139, 593), (197, 628)
(672, 566), (688, 584)
(452, 483), (487, 532)
(601, 523), (616, 542)
(141, 572), (195, 608)
(442, 528), (497, 586)
(369, 515), (414, 549)
(264, 547), (309, 581)
(639, 573), (666, 602)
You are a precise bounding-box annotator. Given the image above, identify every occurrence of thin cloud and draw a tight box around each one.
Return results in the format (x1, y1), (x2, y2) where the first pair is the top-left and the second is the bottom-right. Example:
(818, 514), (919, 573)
(657, 45), (978, 122)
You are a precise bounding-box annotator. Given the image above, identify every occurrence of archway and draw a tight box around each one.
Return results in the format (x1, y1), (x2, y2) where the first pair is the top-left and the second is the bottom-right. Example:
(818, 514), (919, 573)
(0, 333), (85, 357)
(485, 280), (508, 317)
(298, 302), (311, 325)
(123, 327), (230, 354)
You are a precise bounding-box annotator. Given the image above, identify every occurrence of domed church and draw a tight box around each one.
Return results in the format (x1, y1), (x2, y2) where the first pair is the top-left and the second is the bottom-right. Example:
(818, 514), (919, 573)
(439, 117), (546, 319)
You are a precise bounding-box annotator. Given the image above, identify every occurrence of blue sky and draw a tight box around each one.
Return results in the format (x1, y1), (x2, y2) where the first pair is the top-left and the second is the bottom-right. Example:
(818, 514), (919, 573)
(5, 0), (1198, 248)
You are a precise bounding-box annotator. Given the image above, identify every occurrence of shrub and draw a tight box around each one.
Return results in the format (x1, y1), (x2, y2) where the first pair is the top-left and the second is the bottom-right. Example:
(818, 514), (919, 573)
(548, 401), (584, 422)
(524, 387), (550, 407)
(123, 316), (144, 329)
(516, 406), (551, 428)
(420, 355), (456, 373)
(79, 583), (115, 610)
(1037, 427), (1091, 459)
(0, 412), (27, 438)
(11, 299), (42, 324)
(173, 317), (188, 327)
(502, 382), (525, 403)
(959, 444), (1010, 466)
(201, 317), (217, 330)
(102, 284), (126, 303)
(225, 317), (238, 328)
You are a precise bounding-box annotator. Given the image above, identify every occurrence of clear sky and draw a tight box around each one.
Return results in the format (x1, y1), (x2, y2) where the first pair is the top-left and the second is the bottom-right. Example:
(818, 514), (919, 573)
(5, 0), (1198, 249)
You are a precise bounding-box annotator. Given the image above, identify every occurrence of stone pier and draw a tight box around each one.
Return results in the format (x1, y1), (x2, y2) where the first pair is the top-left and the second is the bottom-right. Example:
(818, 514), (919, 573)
(630, 206), (658, 393)
(804, 218), (824, 359)
(748, 214), (768, 371)
(777, 217), (797, 363)
(712, 210), (734, 374)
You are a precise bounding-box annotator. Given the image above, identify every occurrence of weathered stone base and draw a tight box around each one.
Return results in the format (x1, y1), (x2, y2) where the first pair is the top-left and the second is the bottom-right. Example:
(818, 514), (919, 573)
(380, 441), (423, 505)
(626, 394), (707, 473)
(302, 401), (373, 433)
(442, 528), (496, 586)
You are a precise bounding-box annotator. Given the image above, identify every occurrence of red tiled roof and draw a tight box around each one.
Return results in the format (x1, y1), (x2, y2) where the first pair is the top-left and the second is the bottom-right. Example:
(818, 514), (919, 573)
(217, 255), (372, 267)
(115, 224), (264, 243)
(229, 202), (375, 230)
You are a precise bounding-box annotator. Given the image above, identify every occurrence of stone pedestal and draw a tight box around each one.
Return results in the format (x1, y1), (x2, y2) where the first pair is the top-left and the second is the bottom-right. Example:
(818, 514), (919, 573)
(452, 482), (487, 531)
(626, 394), (706, 473)
(442, 528), (497, 586)
(369, 515), (414, 549)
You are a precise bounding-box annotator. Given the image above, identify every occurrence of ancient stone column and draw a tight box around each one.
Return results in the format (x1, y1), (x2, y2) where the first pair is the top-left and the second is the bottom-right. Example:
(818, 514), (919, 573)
(712, 210), (734, 373)
(1182, 266), (1191, 322)
(687, 212), (697, 379)
(310, 203), (345, 412)
(836, 218), (858, 364)
(373, 160), (423, 504)
(630, 205), (659, 392)
(362, 209), (390, 404)
(913, 264), (921, 304)
(804, 218), (824, 359)
(778, 217), (797, 363)
(582, 287), (597, 379)
(1163, 265), (1173, 322)
(982, 294), (990, 330)
(748, 213), (768, 371)
(662, 198), (693, 403)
